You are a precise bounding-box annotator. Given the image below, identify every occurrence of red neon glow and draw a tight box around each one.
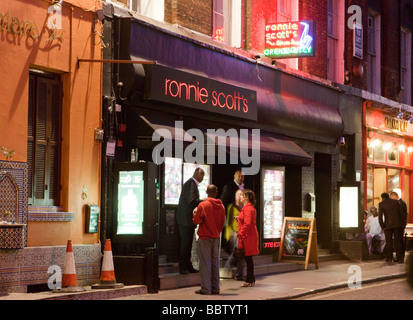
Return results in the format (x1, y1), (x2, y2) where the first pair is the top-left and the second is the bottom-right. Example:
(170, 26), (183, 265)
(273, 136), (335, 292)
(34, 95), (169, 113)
(213, 28), (224, 42)
(164, 78), (249, 113)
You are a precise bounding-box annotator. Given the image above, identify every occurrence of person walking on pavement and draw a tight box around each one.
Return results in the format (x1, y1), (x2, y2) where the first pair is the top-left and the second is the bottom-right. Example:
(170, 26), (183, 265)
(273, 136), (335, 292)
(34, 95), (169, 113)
(193, 185), (226, 295)
(378, 192), (407, 263)
(238, 189), (259, 287)
(176, 167), (205, 274)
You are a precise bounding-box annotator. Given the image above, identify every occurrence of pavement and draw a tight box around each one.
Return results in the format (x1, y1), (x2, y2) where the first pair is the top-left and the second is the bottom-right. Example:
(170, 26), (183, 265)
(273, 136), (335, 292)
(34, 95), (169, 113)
(116, 258), (410, 300)
(1, 256), (410, 301)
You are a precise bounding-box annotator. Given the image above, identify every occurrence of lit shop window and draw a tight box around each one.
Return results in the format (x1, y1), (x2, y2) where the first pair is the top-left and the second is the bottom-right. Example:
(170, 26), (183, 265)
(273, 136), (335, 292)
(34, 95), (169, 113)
(367, 136), (413, 166)
(128, 0), (164, 22)
(212, 0), (241, 48)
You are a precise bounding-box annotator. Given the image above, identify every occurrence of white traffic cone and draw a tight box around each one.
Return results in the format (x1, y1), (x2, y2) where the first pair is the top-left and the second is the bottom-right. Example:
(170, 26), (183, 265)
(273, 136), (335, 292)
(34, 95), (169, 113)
(92, 239), (124, 289)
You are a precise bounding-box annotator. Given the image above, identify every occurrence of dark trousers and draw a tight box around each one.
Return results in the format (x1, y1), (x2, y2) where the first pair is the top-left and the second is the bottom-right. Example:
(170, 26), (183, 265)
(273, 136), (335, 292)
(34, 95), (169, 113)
(178, 224), (195, 271)
(244, 255), (255, 283)
(384, 227), (405, 261)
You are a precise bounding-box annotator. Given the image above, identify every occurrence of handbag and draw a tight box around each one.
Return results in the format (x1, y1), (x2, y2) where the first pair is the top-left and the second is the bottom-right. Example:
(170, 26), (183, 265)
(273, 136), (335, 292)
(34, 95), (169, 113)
(233, 247), (245, 259)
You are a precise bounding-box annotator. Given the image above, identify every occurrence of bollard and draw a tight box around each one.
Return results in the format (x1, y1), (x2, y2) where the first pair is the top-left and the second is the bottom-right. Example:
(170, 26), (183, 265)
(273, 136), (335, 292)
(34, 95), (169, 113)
(145, 247), (159, 293)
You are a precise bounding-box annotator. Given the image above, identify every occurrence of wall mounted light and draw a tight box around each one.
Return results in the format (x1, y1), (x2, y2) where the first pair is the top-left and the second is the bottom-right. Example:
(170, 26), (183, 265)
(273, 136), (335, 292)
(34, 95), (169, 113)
(397, 111), (404, 119)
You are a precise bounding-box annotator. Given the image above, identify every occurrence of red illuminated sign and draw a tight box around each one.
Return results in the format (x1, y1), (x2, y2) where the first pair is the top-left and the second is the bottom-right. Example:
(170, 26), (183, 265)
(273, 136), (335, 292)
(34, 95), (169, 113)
(144, 65), (257, 121)
(264, 20), (315, 59)
(263, 241), (281, 249)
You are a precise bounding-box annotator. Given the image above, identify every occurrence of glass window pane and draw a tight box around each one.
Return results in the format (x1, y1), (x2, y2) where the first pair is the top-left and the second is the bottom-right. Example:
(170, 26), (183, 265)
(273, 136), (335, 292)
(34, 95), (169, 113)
(367, 166), (373, 209)
(388, 168), (401, 192)
(373, 168), (386, 207)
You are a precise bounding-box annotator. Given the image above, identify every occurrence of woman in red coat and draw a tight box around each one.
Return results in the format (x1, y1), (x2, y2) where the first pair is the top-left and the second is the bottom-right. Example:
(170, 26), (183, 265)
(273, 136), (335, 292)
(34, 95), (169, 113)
(238, 189), (259, 287)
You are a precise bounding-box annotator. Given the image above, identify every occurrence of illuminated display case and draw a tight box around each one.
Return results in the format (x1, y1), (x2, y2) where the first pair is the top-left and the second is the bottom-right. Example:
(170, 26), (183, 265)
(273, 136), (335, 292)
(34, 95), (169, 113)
(338, 181), (364, 234)
(261, 166), (285, 252)
(113, 162), (157, 249)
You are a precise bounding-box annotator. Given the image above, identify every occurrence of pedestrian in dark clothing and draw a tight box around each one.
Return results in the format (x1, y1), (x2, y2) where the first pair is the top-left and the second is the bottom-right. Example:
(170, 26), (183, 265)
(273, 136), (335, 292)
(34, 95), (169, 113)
(176, 168), (205, 274)
(379, 192), (407, 263)
(193, 185), (226, 295)
(220, 170), (245, 208)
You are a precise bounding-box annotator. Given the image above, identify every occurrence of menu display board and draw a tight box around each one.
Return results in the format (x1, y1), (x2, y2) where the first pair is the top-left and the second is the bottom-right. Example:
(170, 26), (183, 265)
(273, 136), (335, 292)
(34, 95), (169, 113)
(262, 168), (285, 239)
(183, 162), (211, 200)
(280, 219), (311, 261)
(164, 157), (183, 205)
(117, 170), (144, 235)
(278, 217), (318, 270)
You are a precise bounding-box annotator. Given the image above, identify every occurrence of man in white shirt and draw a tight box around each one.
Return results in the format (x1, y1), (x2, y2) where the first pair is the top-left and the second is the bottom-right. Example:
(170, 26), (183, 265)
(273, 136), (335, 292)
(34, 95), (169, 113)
(365, 206), (386, 255)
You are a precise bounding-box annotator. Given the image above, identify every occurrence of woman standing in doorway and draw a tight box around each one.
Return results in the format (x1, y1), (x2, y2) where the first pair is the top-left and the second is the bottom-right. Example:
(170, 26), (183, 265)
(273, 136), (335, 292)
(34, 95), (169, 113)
(238, 189), (259, 287)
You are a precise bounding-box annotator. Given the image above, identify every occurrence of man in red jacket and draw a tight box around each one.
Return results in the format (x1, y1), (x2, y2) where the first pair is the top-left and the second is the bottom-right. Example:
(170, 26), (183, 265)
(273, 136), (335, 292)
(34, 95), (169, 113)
(193, 185), (226, 295)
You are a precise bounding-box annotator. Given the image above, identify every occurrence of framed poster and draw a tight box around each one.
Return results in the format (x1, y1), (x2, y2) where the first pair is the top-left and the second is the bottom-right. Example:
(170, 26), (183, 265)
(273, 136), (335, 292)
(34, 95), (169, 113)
(278, 217), (318, 270)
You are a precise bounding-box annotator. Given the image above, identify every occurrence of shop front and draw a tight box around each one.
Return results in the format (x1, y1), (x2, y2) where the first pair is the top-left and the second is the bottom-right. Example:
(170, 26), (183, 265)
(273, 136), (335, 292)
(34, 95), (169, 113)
(365, 102), (413, 223)
(101, 10), (346, 268)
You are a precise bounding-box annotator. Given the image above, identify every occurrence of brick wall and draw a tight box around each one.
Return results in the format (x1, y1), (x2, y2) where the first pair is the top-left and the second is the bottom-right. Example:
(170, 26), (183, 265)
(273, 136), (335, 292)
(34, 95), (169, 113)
(298, 0), (328, 79)
(165, 0), (212, 36)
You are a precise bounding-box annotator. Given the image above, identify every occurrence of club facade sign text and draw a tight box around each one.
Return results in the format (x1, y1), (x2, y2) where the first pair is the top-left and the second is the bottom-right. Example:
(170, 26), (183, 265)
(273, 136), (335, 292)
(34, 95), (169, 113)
(264, 20), (316, 59)
(144, 65), (257, 121)
(0, 11), (40, 40)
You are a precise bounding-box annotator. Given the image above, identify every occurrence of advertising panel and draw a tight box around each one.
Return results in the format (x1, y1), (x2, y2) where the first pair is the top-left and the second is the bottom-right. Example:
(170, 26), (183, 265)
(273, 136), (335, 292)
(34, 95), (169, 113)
(117, 170), (144, 235)
(262, 167), (285, 240)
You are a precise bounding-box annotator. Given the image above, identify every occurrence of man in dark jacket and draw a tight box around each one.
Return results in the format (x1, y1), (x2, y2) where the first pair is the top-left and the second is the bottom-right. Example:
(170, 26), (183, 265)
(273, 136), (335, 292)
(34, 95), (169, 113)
(176, 168), (205, 274)
(379, 192), (407, 263)
(220, 170), (245, 208)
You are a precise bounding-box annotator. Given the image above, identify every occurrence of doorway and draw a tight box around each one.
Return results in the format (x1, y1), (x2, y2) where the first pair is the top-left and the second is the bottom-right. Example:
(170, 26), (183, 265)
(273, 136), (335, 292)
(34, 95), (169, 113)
(314, 153), (332, 249)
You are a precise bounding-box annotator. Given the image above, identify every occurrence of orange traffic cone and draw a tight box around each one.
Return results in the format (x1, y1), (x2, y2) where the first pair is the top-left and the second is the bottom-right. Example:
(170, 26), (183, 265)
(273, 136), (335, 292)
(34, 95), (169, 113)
(53, 240), (86, 293)
(92, 239), (124, 289)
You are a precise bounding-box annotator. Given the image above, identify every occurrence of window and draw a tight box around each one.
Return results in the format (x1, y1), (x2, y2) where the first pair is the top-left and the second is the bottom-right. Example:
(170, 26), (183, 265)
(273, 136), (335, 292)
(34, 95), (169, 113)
(28, 72), (61, 206)
(367, 13), (381, 95)
(212, 0), (241, 48)
(327, 0), (344, 83)
(400, 29), (412, 105)
(128, 0), (164, 22)
(277, 0), (292, 22)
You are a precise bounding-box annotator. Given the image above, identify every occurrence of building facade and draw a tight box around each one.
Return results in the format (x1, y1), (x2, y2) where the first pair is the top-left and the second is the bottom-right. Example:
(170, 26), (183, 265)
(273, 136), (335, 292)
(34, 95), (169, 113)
(0, 0), (103, 294)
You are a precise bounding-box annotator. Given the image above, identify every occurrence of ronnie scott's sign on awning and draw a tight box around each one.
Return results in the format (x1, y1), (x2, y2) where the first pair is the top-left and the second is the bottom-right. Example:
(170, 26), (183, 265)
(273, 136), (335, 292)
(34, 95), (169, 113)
(144, 64), (257, 121)
(264, 20), (316, 59)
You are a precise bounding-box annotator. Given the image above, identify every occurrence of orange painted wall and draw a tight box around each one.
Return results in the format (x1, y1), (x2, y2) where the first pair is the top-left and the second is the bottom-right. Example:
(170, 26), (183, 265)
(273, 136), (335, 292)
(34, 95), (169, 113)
(0, 0), (103, 246)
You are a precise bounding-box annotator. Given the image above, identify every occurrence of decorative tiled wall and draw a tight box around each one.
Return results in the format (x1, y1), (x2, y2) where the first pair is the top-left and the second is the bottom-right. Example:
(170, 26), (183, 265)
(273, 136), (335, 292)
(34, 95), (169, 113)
(28, 206), (75, 222)
(0, 225), (25, 249)
(0, 244), (101, 294)
(0, 161), (28, 247)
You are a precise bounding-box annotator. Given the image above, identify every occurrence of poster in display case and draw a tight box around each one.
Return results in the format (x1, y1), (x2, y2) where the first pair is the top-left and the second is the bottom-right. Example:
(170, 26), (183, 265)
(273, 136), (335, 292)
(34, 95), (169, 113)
(183, 162), (211, 200)
(262, 167), (285, 240)
(117, 170), (145, 235)
(113, 162), (157, 249)
(164, 157), (183, 205)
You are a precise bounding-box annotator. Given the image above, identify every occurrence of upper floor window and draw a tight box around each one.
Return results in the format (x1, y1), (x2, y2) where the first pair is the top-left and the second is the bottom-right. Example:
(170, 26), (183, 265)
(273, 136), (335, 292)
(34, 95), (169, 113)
(367, 12), (381, 95)
(327, 0), (344, 83)
(277, 0), (292, 22)
(212, 0), (241, 48)
(400, 28), (412, 105)
(128, 0), (164, 22)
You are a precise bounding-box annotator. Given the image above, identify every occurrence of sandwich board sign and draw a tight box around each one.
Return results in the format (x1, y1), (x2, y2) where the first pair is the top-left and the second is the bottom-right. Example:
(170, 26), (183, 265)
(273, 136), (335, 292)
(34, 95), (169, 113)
(278, 217), (319, 270)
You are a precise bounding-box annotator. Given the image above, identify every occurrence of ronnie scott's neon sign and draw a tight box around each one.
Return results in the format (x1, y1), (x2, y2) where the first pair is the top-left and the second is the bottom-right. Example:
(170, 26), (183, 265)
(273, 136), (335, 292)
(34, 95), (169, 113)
(264, 21), (315, 59)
